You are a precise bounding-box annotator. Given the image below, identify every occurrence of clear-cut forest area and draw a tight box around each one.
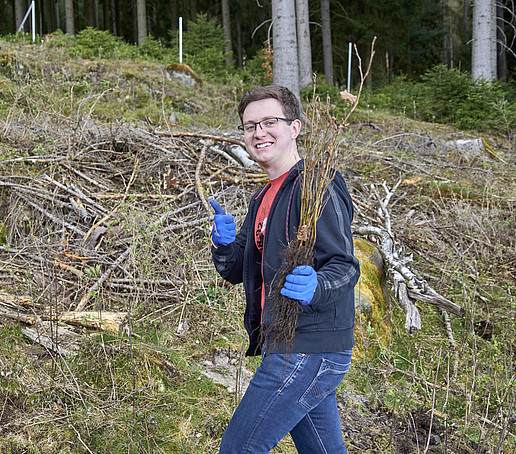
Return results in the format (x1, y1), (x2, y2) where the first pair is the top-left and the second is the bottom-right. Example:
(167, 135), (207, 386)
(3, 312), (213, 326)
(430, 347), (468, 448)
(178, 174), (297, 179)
(0, 1), (515, 452)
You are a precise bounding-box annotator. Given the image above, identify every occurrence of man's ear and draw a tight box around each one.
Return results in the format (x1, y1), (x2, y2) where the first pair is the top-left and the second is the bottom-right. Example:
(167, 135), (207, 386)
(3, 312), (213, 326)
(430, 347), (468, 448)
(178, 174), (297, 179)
(291, 119), (302, 140)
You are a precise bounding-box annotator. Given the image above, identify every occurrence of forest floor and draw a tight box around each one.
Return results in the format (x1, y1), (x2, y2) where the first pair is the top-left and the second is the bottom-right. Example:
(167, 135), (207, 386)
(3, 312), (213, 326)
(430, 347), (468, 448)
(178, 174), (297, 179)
(0, 39), (514, 453)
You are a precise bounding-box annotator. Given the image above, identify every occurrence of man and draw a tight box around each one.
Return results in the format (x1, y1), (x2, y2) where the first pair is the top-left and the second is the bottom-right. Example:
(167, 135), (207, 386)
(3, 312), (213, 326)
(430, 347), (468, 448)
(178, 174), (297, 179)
(210, 85), (360, 453)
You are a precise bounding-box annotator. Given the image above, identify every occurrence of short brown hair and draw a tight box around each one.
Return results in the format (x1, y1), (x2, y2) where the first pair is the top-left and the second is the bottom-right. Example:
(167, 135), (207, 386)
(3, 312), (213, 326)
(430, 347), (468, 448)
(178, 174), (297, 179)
(238, 85), (301, 122)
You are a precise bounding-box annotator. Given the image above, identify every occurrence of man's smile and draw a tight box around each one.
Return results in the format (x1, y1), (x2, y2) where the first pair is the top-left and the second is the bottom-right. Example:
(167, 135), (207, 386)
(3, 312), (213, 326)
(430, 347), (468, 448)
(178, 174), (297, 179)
(256, 142), (273, 149)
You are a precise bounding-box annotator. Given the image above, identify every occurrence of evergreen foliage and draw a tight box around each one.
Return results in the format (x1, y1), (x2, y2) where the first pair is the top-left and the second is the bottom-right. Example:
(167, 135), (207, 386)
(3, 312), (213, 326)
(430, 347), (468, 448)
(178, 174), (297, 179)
(71, 27), (128, 60)
(368, 65), (516, 132)
(171, 13), (231, 78)
(138, 35), (172, 61)
(239, 45), (273, 89)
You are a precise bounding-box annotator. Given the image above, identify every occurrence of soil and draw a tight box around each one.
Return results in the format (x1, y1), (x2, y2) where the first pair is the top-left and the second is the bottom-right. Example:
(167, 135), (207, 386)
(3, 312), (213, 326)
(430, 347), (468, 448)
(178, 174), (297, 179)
(338, 392), (490, 454)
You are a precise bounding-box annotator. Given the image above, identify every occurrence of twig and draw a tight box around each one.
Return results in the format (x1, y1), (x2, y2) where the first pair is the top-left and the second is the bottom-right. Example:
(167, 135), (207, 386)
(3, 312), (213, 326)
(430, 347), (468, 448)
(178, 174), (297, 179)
(69, 424), (95, 454)
(155, 129), (245, 148)
(16, 192), (87, 237)
(83, 157), (140, 243)
(424, 349), (442, 454)
(42, 174), (108, 215)
(195, 139), (214, 215)
(340, 36), (377, 127)
(75, 247), (132, 311)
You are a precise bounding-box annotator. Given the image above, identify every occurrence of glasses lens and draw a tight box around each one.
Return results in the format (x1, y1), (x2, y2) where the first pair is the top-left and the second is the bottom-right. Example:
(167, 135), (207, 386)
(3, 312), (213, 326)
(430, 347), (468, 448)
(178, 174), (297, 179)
(262, 118), (279, 128)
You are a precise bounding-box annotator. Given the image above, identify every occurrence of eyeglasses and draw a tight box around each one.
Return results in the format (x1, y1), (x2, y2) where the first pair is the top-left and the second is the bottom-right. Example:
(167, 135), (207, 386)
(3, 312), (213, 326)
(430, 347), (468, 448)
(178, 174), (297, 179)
(238, 117), (294, 133)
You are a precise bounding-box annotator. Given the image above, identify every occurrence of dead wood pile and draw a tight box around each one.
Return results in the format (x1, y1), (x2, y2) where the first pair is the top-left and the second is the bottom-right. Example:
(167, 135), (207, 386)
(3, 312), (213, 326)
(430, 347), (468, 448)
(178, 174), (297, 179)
(0, 120), (265, 327)
(0, 117), (490, 342)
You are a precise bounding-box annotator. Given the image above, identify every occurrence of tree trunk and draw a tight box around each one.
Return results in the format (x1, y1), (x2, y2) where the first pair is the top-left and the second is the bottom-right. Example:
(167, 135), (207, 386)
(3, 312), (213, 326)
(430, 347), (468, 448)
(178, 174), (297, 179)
(54, 0), (60, 30)
(442, 0), (448, 66)
(73, 0), (79, 32)
(472, 0), (496, 81)
(110, 0), (118, 35)
(321, 0), (333, 85)
(496, 1), (507, 81)
(190, 0), (197, 21)
(236, 19), (243, 67)
(221, 0), (233, 67)
(136, 0), (147, 45)
(296, 0), (312, 89)
(43, 0), (56, 33)
(443, 0), (465, 67)
(14, 0), (28, 32)
(0, 1), (5, 34)
(65, 0), (74, 34)
(170, 0), (178, 30)
(272, 0), (300, 100)
(84, 0), (99, 28)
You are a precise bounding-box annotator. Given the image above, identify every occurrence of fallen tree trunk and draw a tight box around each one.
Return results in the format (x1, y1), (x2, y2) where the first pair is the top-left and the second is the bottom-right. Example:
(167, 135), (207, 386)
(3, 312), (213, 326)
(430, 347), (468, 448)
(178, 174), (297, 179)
(355, 224), (465, 318)
(1, 294), (128, 333)
(354, 181), (466, 335)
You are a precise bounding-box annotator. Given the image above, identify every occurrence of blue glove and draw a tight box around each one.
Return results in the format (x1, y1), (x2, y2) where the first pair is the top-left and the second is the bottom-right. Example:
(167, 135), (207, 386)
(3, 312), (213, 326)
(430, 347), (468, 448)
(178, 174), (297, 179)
(280, 265), (318, 306)
(210, 199), (236, 247)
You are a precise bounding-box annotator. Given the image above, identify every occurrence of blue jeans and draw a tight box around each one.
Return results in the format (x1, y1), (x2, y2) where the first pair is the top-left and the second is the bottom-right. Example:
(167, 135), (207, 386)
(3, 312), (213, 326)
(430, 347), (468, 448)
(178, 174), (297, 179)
(219, 350), (352, 453)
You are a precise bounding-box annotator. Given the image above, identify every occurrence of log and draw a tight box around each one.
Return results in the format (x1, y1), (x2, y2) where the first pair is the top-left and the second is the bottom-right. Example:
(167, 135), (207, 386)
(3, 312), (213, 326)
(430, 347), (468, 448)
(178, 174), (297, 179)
(354, 180), (466, 336)
(394, 273), (421, 334)
(59, 311), (128, 332)
(0, 303), (128, 333)
(407, 288), (465, 317)
(355, 225), (465, 317)
(22, 325), (78, 357)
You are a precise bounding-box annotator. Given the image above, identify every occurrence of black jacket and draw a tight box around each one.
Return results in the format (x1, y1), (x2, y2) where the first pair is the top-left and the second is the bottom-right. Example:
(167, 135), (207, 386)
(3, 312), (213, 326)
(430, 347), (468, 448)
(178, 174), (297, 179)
(212, 161), (360, 356)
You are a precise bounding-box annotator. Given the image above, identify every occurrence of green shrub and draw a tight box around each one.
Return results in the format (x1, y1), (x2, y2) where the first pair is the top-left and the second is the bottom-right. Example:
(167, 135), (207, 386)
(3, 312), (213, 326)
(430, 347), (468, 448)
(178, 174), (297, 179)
(239, 48), (271, 88)
(300, 75), (356, 119)
(70, 27), (128, 60)
(44, 29), (77, 48)
(369, 65), (515, 132)
(3, 31), (44, 44)
(138, 35), (172, 61)
(171, 13), (230, 78)
(366, 74), (419, 116)
(300, 75), (341, 104)
(418, 65), (507, 130)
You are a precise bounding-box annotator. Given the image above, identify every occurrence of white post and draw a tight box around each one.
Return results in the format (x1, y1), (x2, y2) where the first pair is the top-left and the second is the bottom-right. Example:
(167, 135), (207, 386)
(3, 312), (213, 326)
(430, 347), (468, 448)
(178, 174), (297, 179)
(347, 42), (352, 92)
(179, 17), (183, 63)
(31, 1), (35, 43)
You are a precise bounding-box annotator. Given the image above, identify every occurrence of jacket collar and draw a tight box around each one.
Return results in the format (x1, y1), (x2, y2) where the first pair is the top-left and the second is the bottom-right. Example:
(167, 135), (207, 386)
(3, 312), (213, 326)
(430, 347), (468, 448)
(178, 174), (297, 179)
(254, 159), (304, 200)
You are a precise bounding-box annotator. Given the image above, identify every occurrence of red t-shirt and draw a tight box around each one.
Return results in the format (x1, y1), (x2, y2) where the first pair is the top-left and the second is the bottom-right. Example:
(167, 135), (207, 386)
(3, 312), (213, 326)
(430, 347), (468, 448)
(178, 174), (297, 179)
(255, 172), (288, 310)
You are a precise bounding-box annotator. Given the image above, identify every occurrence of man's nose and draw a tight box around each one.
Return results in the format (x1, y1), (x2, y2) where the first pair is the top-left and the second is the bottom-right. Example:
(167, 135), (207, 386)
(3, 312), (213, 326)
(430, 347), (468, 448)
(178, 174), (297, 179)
(254, 122), (267, 136)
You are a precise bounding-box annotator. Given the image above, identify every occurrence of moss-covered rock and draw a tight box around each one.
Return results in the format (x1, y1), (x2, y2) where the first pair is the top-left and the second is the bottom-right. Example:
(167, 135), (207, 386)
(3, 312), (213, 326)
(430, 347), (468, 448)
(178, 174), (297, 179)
(165, 63), (202, 87)
(353, 238), (390, 357)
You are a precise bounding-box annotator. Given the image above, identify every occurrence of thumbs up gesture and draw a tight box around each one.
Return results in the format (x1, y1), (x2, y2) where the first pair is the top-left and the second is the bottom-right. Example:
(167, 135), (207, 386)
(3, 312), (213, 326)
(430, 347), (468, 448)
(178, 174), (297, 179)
(210, 199), (237, 247)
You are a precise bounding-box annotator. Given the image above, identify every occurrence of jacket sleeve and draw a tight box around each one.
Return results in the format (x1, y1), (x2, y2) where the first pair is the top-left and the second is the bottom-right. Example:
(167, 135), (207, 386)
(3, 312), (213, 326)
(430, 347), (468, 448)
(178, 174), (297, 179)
(211, 208), (252, 285)
(310, 175), (360, 306)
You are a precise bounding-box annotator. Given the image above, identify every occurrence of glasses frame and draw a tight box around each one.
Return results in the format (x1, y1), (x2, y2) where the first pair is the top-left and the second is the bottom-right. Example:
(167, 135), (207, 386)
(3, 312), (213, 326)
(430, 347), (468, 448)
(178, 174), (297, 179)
(238, 117), (294, 133)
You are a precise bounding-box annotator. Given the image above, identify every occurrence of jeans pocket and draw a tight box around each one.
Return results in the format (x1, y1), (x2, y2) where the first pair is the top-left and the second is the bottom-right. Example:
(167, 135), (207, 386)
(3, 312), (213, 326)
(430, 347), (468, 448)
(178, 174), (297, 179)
(299, 355), (351, 410)
(277, 353), (306, 392)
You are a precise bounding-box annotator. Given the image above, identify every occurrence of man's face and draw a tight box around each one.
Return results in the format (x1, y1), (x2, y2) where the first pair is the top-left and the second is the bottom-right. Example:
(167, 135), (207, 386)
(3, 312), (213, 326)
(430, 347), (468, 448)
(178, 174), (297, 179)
(241, 98), (301, 175)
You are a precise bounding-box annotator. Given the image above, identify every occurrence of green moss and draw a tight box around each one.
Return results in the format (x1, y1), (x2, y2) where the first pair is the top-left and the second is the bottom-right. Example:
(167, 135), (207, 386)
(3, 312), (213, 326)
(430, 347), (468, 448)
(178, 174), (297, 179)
(0, 221), (6, 244)
(353, 239), (390, 359)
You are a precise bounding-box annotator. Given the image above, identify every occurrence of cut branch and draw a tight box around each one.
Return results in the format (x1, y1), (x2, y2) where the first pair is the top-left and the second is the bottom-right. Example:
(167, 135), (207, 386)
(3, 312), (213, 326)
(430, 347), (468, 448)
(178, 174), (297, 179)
(196, 139), (214, 215)
(354, 180), (465, 334)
